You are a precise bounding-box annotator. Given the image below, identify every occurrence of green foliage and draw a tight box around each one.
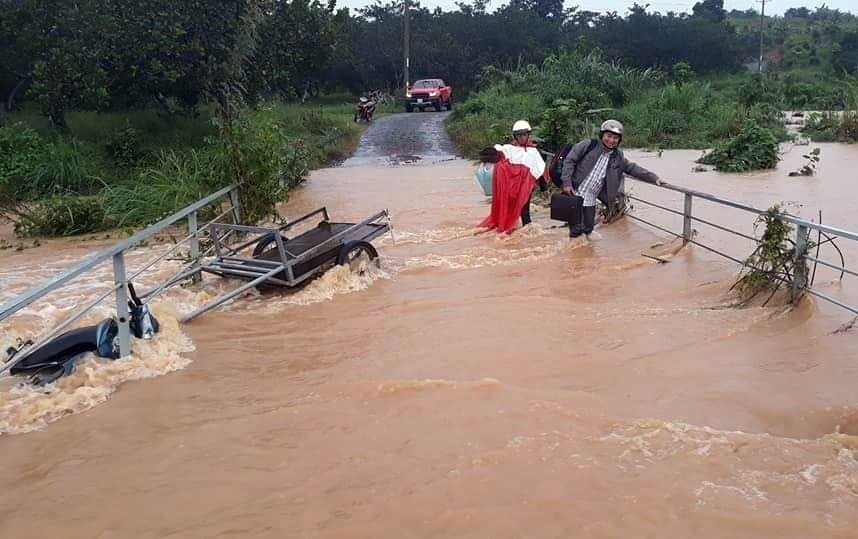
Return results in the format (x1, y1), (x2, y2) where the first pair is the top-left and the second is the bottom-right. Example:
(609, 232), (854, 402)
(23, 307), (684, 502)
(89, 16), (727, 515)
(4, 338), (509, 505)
(537, 99), (586, 151)
(101, 149), (216, 227)
(447, 83), (545, 157)
(250, 0), (338, 99)
(671, 61), (694, 88)
(449, 54), (793, 154)
(34, 139), (106, 195)
(15, 195), (107, 237)
(1, 101), (362, 235)
(698, 122), (780, 172)
(803, 111), (858, 142)
(210, 108), (290, 225)
(732, 204), (810, 305)
(736, 74), (779, 108)
(621, 81), (740, 148)
(21, 1), (111, 128)
(0, 123), (104, 207)
(0, 123), (47, 203)
(448, 52), (663, 156)
(105, 122), (145, 169)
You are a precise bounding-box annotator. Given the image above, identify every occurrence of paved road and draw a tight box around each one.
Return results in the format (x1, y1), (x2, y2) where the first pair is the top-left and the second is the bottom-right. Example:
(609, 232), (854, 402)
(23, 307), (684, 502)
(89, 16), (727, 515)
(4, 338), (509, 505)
(341, 110), (460, 167)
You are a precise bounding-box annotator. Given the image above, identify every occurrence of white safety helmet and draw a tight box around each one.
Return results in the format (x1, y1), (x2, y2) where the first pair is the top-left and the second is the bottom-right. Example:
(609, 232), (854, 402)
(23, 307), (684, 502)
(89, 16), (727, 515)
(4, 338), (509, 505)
(600, 119), (624, 136)
(512, 120), (532, 135)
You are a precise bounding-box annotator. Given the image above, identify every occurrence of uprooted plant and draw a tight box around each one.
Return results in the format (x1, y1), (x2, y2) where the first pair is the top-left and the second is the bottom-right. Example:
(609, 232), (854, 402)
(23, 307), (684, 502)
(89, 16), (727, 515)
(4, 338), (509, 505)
(788, 147), (821, 177)
(731, 203), (811, 306)
(599, 193), (633, 224)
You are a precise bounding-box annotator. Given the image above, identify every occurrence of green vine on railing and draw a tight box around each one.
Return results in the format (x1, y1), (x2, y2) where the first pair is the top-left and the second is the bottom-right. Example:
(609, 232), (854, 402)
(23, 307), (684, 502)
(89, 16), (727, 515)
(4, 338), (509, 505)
(731, 203), (812, 307)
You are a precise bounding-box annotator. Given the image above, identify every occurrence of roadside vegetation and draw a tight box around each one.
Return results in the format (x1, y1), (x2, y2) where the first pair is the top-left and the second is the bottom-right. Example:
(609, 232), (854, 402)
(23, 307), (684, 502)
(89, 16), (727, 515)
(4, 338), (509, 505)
(1, 103), (364, 237)
(2, 0), (858, 237)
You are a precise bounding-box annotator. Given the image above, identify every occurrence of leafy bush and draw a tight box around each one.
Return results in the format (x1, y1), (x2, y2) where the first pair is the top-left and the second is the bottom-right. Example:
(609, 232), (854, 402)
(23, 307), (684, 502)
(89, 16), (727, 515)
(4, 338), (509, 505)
(0, 123), (46, 202)
(105, 121), (145, 168)
(537, 98), (587, 151)
(15, 195), (107, 236)
(698, 122), (780, 172)
(209, 108), (292, 225)
(0, 123), (106, 198)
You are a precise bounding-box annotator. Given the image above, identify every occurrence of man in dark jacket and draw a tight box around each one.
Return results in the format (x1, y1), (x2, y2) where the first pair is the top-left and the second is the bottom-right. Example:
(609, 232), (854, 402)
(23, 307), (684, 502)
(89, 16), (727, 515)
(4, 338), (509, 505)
(560, 120), (665, 238)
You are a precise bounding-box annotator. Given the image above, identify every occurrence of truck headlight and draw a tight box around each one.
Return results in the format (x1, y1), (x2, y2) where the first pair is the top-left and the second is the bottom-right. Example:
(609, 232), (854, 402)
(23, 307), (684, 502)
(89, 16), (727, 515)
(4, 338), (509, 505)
(429, 91), (437, 97)
(406, 92), (411, 98)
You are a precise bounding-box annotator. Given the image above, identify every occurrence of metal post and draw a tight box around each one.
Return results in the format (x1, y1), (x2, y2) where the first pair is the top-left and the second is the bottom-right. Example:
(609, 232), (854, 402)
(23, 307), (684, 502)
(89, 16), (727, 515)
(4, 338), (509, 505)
(792, 223), (809, 303)
(682, 193), (693, 245)
(112, 252), (132, 357)
(403, 0), (410, 90)
(229, 187), (241, 224)
(758, 0), (766, 74)
(188, 210), (201, 283)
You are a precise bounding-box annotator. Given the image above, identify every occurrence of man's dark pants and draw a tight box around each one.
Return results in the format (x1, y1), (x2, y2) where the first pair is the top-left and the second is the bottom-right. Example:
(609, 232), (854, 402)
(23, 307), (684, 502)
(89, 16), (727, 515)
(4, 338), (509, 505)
(569, 206), (596, 237)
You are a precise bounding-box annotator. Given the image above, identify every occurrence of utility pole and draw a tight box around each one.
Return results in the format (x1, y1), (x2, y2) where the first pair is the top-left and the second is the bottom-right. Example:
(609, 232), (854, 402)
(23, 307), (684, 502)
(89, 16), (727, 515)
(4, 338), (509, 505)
(758, 0), (767, 74)
(403, 0), (411, 90)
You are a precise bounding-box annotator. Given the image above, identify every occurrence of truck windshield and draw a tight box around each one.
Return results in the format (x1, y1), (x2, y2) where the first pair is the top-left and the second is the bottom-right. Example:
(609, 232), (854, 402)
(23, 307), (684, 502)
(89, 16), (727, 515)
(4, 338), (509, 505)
(412, 80), (440, 88)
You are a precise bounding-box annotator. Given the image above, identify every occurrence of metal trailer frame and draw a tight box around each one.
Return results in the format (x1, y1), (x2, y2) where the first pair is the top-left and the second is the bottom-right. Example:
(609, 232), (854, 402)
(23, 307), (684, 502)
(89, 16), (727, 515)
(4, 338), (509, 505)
(181, 207), (391, 322)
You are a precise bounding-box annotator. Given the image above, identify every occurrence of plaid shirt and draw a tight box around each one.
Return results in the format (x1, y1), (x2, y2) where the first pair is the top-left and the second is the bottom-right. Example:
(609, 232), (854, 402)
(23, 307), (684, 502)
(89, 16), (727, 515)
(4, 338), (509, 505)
(577, 150), (612, 206)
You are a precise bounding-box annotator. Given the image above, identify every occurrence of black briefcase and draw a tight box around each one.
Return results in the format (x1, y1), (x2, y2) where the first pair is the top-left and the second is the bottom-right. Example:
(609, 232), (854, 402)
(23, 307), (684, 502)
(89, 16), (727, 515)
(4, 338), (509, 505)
(550, 192), (583, 223)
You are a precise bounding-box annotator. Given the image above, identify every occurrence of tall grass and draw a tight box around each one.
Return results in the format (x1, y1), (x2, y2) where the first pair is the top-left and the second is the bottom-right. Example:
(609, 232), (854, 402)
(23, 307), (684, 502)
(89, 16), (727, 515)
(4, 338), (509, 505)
(620, 82), (745, 148)
(802, 76), (858, 142)
(8, 104), (218, 149)
(102, 149), (216, 227)
(1, 99), (365, 236)
(447, 84), (544, 156)
(448, 53), (804, 155)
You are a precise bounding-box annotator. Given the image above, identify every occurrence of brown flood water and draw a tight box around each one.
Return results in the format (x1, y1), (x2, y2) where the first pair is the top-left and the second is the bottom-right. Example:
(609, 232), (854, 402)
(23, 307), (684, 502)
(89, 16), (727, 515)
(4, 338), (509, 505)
(1, 142), (857, 538)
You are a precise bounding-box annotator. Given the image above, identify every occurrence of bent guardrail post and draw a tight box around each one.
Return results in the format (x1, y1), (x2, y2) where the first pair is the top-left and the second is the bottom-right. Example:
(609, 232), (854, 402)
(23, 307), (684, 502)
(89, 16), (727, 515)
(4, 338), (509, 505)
(112, 252), (132, 357)
(682, 193), (693, 245)
(180, 264), (287, 323)
(792, 223), (809, 304)
(229, 187), (242, 224)
(188, 210), (202, 283)
(0, 185), (237, 325)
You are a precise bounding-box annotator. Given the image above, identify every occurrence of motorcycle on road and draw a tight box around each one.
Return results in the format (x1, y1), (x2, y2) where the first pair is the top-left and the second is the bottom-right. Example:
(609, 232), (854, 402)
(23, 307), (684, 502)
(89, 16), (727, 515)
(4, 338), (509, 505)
(354, 97), (377, 123)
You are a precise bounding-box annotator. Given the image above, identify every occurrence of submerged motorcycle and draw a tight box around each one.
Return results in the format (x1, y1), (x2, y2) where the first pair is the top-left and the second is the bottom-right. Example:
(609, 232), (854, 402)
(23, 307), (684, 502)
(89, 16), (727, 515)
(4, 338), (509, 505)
(354, 97), (377, 123)
(3, 282), (160, 386)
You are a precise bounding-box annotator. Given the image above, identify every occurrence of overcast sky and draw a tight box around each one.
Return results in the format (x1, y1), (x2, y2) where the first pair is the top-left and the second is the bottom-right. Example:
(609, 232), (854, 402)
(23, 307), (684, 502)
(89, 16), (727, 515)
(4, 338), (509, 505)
(335, 0), (856, 17)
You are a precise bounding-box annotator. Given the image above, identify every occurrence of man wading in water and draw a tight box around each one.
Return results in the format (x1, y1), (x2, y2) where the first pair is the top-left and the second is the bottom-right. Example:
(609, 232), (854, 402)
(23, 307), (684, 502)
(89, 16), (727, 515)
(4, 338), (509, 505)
(560, 120), (665, 239)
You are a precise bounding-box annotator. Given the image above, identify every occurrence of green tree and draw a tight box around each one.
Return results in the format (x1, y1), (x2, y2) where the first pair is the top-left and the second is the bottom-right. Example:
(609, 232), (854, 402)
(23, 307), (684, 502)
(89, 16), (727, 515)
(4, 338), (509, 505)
(11, 0), (111, 128)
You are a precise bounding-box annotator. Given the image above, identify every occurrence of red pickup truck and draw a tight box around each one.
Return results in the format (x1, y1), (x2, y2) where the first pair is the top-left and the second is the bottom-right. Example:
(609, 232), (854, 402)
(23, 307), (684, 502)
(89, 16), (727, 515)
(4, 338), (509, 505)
(405, 78), (452, 112)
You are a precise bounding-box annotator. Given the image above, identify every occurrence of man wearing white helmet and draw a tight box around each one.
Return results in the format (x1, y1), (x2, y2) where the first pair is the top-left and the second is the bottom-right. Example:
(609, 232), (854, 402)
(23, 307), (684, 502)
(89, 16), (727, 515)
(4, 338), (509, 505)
(478, 120), (546, 233)
(560, 119), (665, 238)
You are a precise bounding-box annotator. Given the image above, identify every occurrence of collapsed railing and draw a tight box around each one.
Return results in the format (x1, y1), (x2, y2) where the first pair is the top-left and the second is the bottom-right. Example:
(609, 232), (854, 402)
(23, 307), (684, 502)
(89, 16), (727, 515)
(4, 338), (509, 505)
(0, 185), (241, 374)
(626, 181), (858, 316)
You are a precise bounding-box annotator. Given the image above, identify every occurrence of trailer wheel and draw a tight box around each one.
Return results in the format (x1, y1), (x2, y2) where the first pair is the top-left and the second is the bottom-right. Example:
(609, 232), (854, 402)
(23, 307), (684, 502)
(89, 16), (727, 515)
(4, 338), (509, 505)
(252, 232), (290, 258)
(336, 241), (379, 271)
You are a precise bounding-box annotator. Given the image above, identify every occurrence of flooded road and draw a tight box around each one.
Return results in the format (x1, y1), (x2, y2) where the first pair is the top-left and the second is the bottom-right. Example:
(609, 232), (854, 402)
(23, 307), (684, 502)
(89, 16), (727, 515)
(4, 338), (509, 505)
(1, 115), (857, 538)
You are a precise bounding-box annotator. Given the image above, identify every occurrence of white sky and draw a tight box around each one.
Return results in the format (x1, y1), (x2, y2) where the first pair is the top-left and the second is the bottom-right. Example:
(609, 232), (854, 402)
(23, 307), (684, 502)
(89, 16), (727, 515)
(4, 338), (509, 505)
(335, 0), (856, 16)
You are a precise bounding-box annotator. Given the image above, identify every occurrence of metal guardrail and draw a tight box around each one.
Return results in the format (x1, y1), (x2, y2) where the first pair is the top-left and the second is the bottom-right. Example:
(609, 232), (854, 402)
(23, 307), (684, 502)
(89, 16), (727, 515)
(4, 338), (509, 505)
(626, 180), (858, 316)
(0, 184), (241, 372)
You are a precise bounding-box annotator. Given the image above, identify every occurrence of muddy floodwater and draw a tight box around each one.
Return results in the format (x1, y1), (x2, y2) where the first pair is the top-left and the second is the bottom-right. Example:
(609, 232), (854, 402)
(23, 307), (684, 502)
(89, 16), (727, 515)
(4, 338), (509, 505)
(1, 112), (857, 538)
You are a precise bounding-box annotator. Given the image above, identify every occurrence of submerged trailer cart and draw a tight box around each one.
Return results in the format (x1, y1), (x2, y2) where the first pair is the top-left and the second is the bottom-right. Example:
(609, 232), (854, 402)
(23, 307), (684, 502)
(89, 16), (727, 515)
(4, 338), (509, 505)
(181, 207), (391, 322)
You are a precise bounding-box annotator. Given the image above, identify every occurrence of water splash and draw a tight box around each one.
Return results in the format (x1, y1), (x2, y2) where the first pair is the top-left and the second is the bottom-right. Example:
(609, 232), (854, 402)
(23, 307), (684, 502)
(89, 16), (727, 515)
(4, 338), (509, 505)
(0, 306), (194, 435)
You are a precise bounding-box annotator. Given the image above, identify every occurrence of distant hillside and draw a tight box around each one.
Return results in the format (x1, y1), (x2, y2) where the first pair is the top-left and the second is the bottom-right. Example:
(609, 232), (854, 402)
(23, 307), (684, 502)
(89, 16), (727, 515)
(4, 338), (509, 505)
(728, 7), (858, 73)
